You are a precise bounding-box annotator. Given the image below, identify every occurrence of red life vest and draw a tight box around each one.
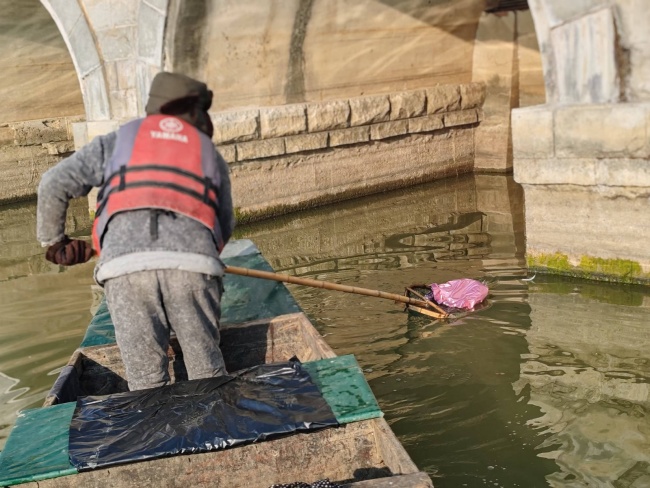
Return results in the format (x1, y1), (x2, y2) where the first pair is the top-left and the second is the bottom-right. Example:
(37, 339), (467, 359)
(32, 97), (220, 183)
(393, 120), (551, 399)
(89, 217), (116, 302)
(92, 115), (224, 253)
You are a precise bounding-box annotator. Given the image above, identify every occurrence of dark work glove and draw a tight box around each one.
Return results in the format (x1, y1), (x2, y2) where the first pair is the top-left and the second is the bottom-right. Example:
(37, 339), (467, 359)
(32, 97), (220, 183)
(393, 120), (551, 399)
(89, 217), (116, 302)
(45, 237), (94, 266)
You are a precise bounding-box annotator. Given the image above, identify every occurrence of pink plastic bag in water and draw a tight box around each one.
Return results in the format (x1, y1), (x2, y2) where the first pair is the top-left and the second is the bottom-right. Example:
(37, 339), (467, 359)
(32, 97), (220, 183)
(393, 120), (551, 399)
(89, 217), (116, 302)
(425, 279), (488, 310)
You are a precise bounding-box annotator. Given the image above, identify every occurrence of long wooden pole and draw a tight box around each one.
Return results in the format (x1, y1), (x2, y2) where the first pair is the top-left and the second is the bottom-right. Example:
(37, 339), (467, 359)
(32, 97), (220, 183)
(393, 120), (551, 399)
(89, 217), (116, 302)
(224, 265), (448, 317)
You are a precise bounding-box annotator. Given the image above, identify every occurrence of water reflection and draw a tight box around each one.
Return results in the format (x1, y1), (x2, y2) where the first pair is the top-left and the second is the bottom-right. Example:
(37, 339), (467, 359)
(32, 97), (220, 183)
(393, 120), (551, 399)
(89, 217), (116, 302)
(514, 278), (650, 488)
(0, 174), (649, 488)
(0, 198), (95, 449)
(239, 173), (650, 487)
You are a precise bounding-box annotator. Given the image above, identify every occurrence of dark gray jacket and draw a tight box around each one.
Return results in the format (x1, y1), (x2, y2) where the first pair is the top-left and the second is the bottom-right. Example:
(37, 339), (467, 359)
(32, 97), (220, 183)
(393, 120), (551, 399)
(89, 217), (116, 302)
(37, 130), (235, 285)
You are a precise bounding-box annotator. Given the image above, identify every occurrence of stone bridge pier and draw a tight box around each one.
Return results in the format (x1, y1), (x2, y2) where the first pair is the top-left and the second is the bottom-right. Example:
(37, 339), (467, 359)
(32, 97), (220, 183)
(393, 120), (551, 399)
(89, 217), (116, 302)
(513, 0), (650, 283)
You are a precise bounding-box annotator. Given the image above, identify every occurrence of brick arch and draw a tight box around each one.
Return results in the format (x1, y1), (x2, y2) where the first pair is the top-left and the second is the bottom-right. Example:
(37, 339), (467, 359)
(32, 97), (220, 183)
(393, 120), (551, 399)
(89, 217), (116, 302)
(39, 0), (111, 121)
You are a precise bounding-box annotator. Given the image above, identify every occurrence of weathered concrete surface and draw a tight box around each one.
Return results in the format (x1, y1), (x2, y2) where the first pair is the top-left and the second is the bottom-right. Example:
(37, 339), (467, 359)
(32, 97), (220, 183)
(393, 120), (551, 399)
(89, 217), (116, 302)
(30, 0), (169, 124)
(0, 1), (85, 203)
(3, 5), (528, 146)
(472, 12), (516, 172)
(528, 0), (650, 104)
(552, 8), (619, 104)
(211, 84), (480, 159)
(521, 184), (649, 279)
(186, 0), (484, 111)
(206, 85), (483, 221)
(6, 83), (482, 210)
(517, 10), (546, 108)
(472, 10), (544, 173)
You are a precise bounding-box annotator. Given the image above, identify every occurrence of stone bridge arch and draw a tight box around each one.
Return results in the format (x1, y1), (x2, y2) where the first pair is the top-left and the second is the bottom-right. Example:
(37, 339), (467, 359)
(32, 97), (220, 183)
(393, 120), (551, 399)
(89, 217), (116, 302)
(39, 0), (169, 134)
(39, 0), (109, 122)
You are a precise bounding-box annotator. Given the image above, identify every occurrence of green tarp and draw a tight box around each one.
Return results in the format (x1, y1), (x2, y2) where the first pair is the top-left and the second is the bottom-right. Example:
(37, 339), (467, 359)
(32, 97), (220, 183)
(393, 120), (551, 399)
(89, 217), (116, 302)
(219, 252), (302, 324)
(304, 355), (384, 424)
(0, 403), (77, 486)
(79, 299), (113, 348)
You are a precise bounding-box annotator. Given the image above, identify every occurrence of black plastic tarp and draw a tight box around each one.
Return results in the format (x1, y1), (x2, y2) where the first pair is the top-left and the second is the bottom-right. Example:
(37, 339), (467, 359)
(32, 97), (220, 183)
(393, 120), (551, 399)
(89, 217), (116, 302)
(68, 361), (338, 470)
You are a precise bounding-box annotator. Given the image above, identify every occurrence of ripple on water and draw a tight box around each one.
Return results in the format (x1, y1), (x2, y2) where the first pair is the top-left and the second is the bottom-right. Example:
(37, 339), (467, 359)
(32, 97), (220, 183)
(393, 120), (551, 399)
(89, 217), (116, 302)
(0, 258), (95, 450)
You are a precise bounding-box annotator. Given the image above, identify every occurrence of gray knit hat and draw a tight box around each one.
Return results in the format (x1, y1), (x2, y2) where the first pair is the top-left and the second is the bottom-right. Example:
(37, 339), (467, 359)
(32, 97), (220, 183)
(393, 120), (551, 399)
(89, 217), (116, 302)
(145, 72), (212, 115)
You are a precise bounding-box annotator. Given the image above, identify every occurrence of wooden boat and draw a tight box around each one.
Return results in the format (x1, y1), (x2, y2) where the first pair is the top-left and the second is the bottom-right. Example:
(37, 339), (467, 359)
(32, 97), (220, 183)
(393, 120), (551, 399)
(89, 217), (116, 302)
(26, 314), (431, 488)
(0, 241), (433, 488)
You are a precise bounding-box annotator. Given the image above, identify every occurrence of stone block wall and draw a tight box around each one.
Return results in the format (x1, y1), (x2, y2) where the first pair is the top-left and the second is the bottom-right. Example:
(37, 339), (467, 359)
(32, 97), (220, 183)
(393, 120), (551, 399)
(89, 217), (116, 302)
(211, 83), (485, 221)
(212, 83), (485, 164)
(513, 104), (650, 284)
(0, 83), (485, 221)
(0, 117), (83, 204)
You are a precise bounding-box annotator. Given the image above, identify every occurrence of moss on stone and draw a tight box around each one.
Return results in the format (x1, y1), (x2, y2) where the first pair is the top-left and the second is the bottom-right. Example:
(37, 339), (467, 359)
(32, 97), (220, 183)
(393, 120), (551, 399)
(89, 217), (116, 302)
(528, 252), (650, 286)
(578, 256), (642, 278)
(527, 252), (571, 271)
(233, 207), (249, 225)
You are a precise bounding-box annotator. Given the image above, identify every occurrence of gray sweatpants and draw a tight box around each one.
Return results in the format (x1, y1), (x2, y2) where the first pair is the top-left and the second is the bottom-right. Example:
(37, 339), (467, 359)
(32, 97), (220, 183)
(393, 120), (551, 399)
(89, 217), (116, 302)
(104, 269), (227, 391)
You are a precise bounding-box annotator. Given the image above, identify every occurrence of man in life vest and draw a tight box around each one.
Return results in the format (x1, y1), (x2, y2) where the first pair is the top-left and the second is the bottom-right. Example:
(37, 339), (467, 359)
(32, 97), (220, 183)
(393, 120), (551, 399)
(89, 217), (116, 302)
(37, 72), (235, 391)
